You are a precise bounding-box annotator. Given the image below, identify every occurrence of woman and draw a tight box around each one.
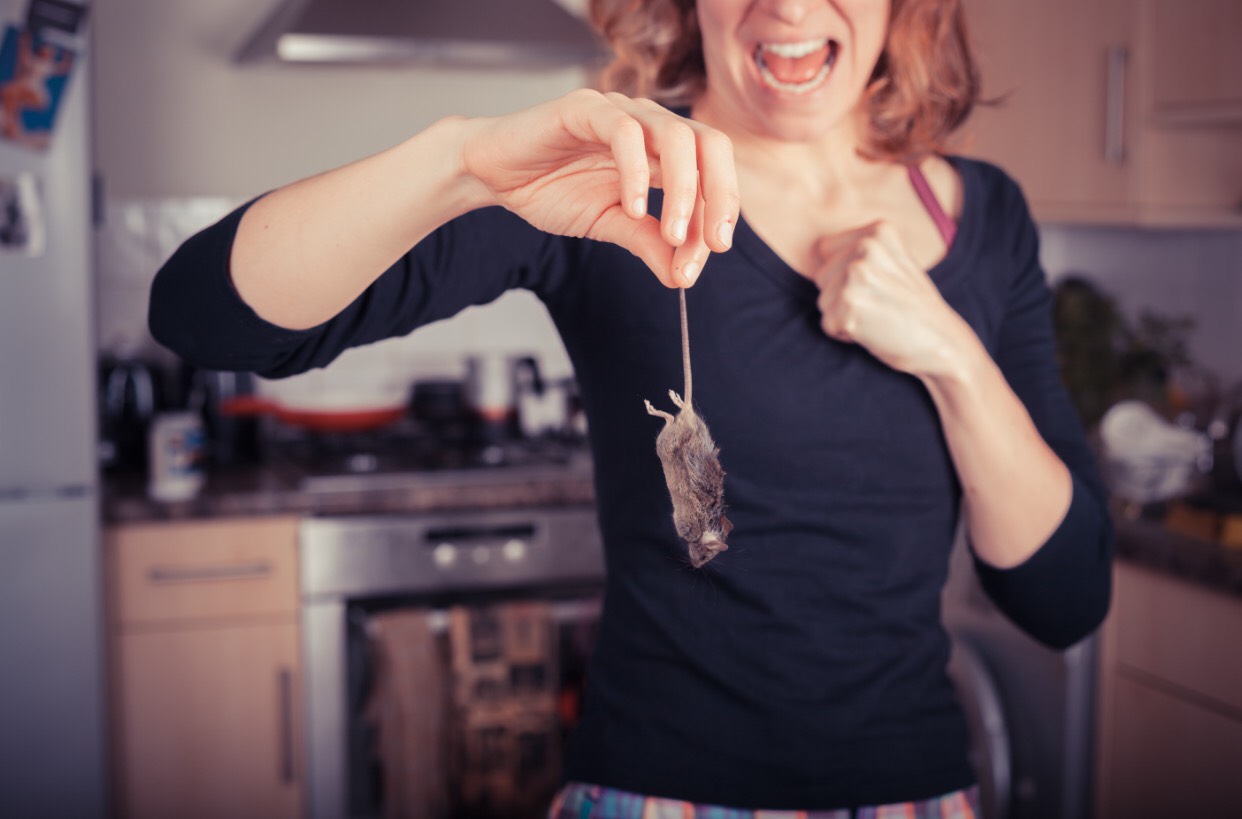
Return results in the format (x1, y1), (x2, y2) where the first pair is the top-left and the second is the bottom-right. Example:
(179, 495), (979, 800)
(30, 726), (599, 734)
(149, 0), (1113, 815)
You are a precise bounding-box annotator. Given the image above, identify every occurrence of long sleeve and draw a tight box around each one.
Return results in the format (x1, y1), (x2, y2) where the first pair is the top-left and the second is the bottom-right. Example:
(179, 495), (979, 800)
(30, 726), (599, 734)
(969, 176), (1114, 650)
(148, 199), (582, 378)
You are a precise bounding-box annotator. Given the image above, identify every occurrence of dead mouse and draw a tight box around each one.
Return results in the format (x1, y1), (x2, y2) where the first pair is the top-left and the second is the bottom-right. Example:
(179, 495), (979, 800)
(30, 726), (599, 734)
(644, 288), (732, 568)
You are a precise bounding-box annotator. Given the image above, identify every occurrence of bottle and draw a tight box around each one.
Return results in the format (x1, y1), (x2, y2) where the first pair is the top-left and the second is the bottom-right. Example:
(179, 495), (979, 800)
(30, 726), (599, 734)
(147, 409), (207, 502)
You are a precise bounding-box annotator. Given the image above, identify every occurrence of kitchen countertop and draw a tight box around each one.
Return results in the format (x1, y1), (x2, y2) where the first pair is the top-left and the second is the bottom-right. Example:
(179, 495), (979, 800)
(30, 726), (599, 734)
(1113, 510), (1242, 599)
(102, 451), (597, 524)
(105, 459), (1242, 599)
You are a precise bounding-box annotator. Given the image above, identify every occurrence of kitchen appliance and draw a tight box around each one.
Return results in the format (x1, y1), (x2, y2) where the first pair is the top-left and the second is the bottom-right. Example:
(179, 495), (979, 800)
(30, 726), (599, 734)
(1206, 381), (1242, 494)
(465, 352), (520, 429)
(942, 526), (1098, 819)
(0, 3), (108, 816)
(236, 0), (608, 68)
(180, 366), (262, 468)
(300, 501), (605, 819)
(1099, 400), (1213, 505)
(410, 377), (471, 443)
(98, 355), (168, 471)
(276, 417), (599, 817)
(268, 421), (588, 495)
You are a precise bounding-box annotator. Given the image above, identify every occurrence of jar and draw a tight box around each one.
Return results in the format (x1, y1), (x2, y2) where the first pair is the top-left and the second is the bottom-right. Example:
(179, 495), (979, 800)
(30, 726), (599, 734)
(147, 410), (206, 502)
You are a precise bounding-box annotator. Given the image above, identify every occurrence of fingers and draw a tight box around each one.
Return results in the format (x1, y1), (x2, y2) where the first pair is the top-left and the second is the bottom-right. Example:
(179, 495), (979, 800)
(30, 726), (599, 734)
(816, 221), (880, 264)
(560, 91), (739, 286)
(813, 221), (924, 343)
(609, 118), (652, 220)
(609, 212), (680, 287)
(603, 94), (739, 258)
(671, 190), (708, 286)
(567, 91), (652, 219)
(692, 126), (740, 253)
(648, 118), (699, 247)
(818, 220), (918, 278)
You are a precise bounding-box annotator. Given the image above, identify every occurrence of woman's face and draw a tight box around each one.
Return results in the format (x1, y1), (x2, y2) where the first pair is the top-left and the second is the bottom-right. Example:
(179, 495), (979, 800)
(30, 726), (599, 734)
(695, 0), (891, 143)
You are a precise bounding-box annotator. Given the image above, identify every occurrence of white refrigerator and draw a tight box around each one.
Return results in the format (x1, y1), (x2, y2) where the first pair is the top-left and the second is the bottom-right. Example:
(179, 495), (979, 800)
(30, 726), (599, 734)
(0, 4), (108, 816)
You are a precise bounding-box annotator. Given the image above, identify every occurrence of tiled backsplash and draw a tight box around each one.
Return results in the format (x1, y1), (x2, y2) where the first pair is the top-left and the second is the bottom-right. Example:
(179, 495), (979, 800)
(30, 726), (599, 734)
(97, 198), (1242, 405)
(95, 197), (575, 402)
(95, 197), (239, 359)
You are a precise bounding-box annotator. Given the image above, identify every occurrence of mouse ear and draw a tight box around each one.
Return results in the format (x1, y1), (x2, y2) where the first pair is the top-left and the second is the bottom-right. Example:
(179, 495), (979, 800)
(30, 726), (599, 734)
(720, 515), (733, 537)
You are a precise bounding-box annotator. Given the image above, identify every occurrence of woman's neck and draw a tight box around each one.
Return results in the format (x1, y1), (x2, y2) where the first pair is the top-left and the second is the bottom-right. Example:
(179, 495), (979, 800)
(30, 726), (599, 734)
(690, 96), (881, 206)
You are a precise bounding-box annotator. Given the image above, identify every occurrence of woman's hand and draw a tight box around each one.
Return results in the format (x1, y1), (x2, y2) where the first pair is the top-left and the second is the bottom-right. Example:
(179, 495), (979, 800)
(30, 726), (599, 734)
(460, 89), (739, 288)
(811, 221), (974, 377)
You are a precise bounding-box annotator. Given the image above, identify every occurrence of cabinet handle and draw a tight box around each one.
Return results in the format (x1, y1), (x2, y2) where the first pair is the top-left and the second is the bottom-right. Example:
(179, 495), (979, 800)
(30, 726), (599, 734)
(1105, 45), (1128, 165)
(147, 560), (272, 584)
(278, 667), (295, 785)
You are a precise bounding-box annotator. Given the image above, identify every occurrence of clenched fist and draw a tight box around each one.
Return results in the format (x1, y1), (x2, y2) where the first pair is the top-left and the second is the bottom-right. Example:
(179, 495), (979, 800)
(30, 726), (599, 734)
(811, 221), (974, 378)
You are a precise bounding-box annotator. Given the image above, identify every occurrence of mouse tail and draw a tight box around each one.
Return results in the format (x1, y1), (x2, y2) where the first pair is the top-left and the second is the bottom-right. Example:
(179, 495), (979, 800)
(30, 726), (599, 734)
(680, 287), (692, 407)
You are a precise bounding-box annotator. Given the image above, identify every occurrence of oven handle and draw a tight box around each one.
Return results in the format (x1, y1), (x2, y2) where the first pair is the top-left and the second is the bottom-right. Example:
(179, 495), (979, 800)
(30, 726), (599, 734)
(422, 523), (537, 543)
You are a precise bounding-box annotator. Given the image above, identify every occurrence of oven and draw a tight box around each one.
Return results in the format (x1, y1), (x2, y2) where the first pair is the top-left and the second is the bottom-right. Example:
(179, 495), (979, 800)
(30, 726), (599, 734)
(300, 504), (605, 819)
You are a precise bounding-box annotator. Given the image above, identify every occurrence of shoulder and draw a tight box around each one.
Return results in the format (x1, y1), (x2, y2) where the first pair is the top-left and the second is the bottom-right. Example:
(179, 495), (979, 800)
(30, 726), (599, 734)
(914, 154), (1036, 230)
(946, 155), (1033, 220)
(912, 154), (965, 222)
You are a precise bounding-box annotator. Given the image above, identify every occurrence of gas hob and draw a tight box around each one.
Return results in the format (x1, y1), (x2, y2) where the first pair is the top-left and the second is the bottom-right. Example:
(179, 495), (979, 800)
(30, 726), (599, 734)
(267, 426), (592, 494)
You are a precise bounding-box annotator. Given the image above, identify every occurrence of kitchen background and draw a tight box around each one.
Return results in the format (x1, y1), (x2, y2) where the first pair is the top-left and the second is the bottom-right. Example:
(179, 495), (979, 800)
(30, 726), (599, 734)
(4, 0), (1242, 817)
(93, 0), (1242, 393)
(95, 0), (592, 393)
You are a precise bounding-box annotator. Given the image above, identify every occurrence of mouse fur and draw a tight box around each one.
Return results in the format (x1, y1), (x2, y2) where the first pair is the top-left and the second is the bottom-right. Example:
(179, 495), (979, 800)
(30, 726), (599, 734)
(644, 289), (732, 568)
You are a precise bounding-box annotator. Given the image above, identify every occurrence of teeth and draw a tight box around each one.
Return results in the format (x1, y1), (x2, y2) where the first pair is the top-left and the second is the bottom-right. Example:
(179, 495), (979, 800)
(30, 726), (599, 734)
(754, 40), (836, 94)
(760, 39), (829, 59)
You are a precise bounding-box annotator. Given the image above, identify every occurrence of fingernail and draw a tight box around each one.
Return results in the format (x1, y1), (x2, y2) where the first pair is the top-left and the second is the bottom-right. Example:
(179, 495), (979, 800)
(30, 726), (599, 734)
(671, 218), (688, 243)
(717, 219), (733, 249)
(632, 196), (646, 216)
(681, 261), (699, 286)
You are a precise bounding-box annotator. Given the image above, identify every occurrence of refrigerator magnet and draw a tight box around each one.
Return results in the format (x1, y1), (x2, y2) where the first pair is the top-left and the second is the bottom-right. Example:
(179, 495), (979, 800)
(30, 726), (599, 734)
(0, 23), (76, 152)
(25, 0), (91, 41)
(0, 172), (46, 257)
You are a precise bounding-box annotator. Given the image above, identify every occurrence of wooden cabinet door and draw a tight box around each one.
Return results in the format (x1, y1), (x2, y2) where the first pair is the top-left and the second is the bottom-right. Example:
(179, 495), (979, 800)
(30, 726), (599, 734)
(1104, 674), (1242, 818)
(113, 621), (302, 819)
(1149, 0), (1242, 123)
(960, 0), (1137, 220)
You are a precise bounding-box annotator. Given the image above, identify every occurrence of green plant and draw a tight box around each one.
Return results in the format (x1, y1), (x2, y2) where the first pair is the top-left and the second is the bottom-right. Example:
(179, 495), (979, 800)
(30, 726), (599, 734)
(1052, 276), (1196, 428)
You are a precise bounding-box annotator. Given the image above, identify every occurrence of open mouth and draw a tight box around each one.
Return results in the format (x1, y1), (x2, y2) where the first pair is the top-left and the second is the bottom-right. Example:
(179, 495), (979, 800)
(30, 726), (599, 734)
(754, 38), (839, 94)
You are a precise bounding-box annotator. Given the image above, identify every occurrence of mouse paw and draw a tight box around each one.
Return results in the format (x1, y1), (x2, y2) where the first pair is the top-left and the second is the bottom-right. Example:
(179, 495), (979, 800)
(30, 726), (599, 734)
(644, 399), (673, 423)
(668, 390), (685, 408)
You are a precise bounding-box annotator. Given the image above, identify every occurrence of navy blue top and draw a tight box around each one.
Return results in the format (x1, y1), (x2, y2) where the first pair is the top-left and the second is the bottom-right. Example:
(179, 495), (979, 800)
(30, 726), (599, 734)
(149, 156), (1113, 810)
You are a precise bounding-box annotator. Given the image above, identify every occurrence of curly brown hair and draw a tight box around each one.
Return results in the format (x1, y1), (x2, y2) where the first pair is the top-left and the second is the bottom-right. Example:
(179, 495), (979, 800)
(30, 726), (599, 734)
(587, 0), (980, 163)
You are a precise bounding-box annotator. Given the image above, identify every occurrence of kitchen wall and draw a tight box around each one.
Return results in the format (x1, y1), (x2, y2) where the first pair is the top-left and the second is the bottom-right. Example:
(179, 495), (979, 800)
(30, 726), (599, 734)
(93, 0), (588, 394)
(93, 0), (1242, 401)
(1042, 224), (1242, 385)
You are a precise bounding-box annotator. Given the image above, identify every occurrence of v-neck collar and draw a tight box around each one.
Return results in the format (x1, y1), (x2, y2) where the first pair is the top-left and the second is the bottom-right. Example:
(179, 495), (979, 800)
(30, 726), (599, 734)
(664, 105), (979, 297)
(730, 155), (979, 298)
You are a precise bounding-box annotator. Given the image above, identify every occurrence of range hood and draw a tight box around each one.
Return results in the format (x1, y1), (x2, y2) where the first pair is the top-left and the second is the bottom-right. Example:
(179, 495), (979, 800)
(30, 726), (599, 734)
(237, 0), (609, 68)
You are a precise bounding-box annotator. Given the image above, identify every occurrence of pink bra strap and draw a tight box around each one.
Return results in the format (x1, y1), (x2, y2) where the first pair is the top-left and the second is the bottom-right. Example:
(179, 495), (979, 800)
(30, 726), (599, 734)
(907, 164), (957, 247)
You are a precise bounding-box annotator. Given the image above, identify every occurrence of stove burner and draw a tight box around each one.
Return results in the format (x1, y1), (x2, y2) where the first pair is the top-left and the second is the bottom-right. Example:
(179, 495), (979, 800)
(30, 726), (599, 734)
(267, 425), (588, 493)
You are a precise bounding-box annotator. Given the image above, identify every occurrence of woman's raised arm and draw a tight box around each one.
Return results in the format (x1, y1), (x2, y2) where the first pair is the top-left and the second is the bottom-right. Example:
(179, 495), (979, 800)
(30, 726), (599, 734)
(228, 89), (740, 331)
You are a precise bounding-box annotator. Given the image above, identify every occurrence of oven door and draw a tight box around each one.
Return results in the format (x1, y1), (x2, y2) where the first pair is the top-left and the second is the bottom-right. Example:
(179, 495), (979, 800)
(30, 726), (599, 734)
(300, 507), (605, 819)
